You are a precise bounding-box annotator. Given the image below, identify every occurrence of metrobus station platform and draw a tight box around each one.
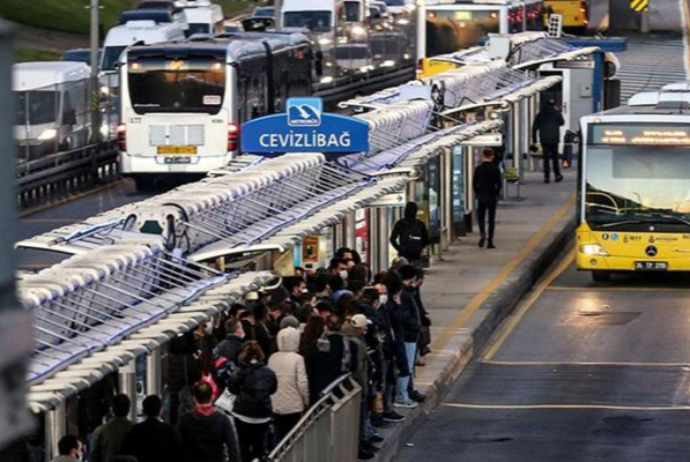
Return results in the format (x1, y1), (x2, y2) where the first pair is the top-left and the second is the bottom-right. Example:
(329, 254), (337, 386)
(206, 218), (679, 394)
(375, 169), (576, 462)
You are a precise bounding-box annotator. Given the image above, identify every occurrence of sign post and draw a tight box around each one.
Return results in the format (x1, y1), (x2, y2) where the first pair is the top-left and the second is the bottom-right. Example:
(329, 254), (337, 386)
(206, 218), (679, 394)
(241, 97), (370, 155)
(630, 0), (649, 32)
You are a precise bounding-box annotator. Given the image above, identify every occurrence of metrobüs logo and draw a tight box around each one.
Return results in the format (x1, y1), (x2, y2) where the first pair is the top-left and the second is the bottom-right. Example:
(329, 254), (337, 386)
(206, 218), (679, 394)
(288, 98), (323, 127)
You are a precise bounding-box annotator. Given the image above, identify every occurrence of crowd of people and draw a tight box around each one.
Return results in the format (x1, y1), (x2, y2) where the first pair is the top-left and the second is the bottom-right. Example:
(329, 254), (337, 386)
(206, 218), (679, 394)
(50, 246), (432, 462)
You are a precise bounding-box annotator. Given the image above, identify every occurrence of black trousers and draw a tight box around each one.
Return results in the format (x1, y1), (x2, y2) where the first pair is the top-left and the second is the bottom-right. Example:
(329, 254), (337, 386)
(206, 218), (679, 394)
(273, 413), (302, 445)
(542, 142), (561, 180)
(235, 419), (270, 462)
(477, 198), (497, 241)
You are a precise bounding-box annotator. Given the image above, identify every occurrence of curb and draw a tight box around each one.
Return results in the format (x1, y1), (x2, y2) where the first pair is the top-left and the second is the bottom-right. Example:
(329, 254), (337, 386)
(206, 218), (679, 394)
(374, 214), (577, 462)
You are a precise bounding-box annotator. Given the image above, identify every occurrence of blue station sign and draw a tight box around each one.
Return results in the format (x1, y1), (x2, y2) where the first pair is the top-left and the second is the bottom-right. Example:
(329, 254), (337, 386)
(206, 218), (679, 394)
(241, 97), (370, 154)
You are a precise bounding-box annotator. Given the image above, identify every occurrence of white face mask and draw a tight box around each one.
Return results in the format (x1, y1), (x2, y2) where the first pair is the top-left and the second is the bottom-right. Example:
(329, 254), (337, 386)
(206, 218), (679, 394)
(379, 294), (388, 306)
(339, 270), (348, 280)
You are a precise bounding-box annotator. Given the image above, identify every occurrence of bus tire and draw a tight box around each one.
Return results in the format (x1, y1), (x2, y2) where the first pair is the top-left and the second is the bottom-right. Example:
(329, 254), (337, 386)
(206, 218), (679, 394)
(592, 271), (611, 282)
(133, 175), (156, 192)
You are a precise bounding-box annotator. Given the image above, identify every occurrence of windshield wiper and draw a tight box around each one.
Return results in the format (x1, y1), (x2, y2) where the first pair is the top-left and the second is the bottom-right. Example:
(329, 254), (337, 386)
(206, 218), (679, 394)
(649, 213), (690, 227)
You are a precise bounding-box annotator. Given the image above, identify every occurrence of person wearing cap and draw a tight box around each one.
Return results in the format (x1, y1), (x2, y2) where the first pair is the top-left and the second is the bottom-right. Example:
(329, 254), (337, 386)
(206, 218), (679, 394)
(532, 99), (565, 184)
(343, 314), (379, 459)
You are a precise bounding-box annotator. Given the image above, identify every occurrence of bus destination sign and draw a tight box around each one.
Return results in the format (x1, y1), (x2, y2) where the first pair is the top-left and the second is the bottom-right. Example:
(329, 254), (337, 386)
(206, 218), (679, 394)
(592, 124), (690, 146)
(241, 97), (370, 154)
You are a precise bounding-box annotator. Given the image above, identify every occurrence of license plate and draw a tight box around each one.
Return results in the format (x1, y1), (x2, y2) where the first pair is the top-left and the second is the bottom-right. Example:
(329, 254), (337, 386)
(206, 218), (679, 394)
(635, 261), (668, 271)
(157, 145), (197, 155)
(163, 157), (192, 164)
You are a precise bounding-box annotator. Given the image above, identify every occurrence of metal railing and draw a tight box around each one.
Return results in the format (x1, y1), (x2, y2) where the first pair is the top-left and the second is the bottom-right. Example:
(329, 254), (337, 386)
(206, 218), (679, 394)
(269, 375), (362, 462)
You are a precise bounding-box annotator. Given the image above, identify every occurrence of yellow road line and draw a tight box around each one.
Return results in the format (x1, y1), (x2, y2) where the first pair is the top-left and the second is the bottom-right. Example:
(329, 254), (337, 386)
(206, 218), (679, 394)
(441, 403), (690, 412)
(547, 286), (690, 293)
(430, 193), (576, 353)
(19, 180), (127, 218)
(481, 252), (574, 361)
(482, 360), (690, 367)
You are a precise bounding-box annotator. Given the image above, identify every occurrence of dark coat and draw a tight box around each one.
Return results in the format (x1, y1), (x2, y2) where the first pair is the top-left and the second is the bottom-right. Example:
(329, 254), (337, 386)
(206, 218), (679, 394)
(214, 335), (243, 365)
(177, 408), (241, 462)
(90, 417), (132, 462)
(384, 299), (410, 377)
(399, 288), (422, 343)
(532, 105), (565, 144)
(121, 418), (182, 462)
(303, 333), (351, 405)
(227, 362), (278, 419)
(473, 162), (502, 202)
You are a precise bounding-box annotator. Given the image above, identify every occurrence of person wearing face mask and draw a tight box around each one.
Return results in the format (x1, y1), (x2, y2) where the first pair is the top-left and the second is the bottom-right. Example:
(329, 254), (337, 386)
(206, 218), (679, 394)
(53, 435), (83, 462)
(329, 257), (350, 279)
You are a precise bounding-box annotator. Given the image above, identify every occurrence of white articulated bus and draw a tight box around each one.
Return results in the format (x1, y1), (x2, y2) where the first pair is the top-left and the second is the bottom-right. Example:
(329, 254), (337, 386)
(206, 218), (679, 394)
(118, 33), (312, 189)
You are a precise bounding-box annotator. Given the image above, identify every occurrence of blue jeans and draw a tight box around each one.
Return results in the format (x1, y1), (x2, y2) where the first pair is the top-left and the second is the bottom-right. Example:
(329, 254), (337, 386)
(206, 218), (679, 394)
(396, 342), (417, 402)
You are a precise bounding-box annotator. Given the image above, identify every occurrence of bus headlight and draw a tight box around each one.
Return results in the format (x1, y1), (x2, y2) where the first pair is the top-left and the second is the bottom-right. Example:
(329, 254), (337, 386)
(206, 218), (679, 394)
(38, 128), (57, 141)
(580, 244), (608, 256)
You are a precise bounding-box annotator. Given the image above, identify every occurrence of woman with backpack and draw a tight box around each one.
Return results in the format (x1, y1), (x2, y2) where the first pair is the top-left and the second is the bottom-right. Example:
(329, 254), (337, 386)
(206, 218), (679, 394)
(227, 341), (278, 462)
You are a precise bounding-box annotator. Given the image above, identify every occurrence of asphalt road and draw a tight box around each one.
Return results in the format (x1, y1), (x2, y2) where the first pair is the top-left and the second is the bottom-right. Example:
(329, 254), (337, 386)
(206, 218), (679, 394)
(397, 258), (690, 462)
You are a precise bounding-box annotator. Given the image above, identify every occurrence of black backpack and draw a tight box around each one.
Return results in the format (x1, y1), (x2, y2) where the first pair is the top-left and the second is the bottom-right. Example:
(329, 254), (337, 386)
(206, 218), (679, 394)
(399, 221), (424, 257)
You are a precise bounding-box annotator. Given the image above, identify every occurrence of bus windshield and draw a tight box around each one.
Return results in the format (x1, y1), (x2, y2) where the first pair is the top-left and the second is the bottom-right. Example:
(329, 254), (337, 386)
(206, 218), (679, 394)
(284, 11), (332, 32)
(585, 145), (690, 230)
(15, 91), (58, 125)
(128, 57), (225, 114)
(426, 9), (501, 55)
(102, 46), (127, 71)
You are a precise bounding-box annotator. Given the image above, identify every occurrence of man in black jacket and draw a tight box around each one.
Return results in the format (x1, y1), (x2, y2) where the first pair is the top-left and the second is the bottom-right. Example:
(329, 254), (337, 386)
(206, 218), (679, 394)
(390, 202), (430, 267)
(473, 148), (502, 249)
(121, 395), (182, 462)
(214, 319), (245, 365)
(178, 383), (241, 462)
(532, 99), (565, 183)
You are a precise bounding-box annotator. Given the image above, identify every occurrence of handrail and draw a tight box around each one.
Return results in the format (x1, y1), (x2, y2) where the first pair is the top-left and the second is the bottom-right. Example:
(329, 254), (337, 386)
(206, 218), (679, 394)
(268, 374), (362, 462)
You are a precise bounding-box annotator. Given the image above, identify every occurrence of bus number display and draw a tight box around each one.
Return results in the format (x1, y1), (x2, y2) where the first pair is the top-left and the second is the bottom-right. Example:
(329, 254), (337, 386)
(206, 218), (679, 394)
(592, 125), (690, 146)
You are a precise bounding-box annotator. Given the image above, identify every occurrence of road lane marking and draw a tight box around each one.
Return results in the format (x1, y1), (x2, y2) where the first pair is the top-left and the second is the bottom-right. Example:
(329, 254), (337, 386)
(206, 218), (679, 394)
(482, 360), (690, 367)
(481, 251), (574, 362)
(430, 193), (576, 353)
(441, 403), (690, 411)
(19, 180), (127, 218)
(547, 286), (690, 292)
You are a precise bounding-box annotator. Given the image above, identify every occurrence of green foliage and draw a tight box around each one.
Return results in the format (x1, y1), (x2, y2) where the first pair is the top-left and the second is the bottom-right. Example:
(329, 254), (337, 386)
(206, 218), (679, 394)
(16, 48), (62, 62)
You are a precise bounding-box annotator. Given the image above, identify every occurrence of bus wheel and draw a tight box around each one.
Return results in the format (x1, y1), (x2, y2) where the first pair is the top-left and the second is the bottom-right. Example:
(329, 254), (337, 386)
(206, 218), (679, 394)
(133, 175), (156, 192)
(592, 271), (611, 283)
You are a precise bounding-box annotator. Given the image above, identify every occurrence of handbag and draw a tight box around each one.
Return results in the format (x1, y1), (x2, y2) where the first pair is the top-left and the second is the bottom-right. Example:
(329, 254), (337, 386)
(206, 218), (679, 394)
(215, 388), (236, 415)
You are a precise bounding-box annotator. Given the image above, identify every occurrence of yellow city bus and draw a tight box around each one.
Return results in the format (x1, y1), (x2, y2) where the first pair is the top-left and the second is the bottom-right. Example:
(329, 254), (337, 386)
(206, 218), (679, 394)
(544, 0), (588, 29)
(578, 84), (690, 281)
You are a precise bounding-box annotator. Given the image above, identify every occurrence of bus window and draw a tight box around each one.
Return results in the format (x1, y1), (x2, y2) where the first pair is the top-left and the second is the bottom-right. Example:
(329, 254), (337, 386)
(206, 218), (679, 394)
(344, 1), (361, 22)
(426, 9), (500, 55)
(128, 57), (225, 115)
(284, 11), (332, 32)
(187, 23), (212, 35)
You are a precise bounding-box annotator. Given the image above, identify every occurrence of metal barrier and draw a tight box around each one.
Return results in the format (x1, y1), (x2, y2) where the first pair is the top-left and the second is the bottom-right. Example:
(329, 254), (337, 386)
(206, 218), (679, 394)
(268, 375), (362, 462)
(15, 73), (120, 209)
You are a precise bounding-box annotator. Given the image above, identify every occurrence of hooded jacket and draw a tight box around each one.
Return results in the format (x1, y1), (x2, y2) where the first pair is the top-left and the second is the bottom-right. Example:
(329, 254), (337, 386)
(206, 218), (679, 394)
(268, 327), (310, 415)
(227, 360), (278, 420)
(390, 203), (430, 260)
(532, 104), (565, 145)
(177, 406), (241, 462)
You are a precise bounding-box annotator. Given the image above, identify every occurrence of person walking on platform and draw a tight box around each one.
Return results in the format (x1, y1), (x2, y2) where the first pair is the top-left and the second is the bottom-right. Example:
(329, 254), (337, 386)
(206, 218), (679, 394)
(178, 382), (241, 462)
(390, 202), (430, 267)
(89, 394), (132, 462)
(532, 99), (565, 183)
(473, 148), (502, 249)
(121, 395), (182, 462)
(53, 436), (83, 462)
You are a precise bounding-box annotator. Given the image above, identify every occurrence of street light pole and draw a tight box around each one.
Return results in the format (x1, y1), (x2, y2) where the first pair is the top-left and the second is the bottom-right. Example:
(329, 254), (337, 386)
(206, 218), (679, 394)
(89, 0), (102, 143)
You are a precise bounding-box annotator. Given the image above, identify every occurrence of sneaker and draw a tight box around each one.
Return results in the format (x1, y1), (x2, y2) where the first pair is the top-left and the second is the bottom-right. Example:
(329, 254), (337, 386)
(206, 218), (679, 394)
(382, 411), (405, 422)
(409, 390), (426, 403)
(478, 235), (486, 248)
(487, 241), (496, 249)
(394, 399), (418, 409)
(556, 174), (564, 183)
(369, 435), (385, 443)
(544, 178), (550, 184)
(371, 413), (390, 428)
